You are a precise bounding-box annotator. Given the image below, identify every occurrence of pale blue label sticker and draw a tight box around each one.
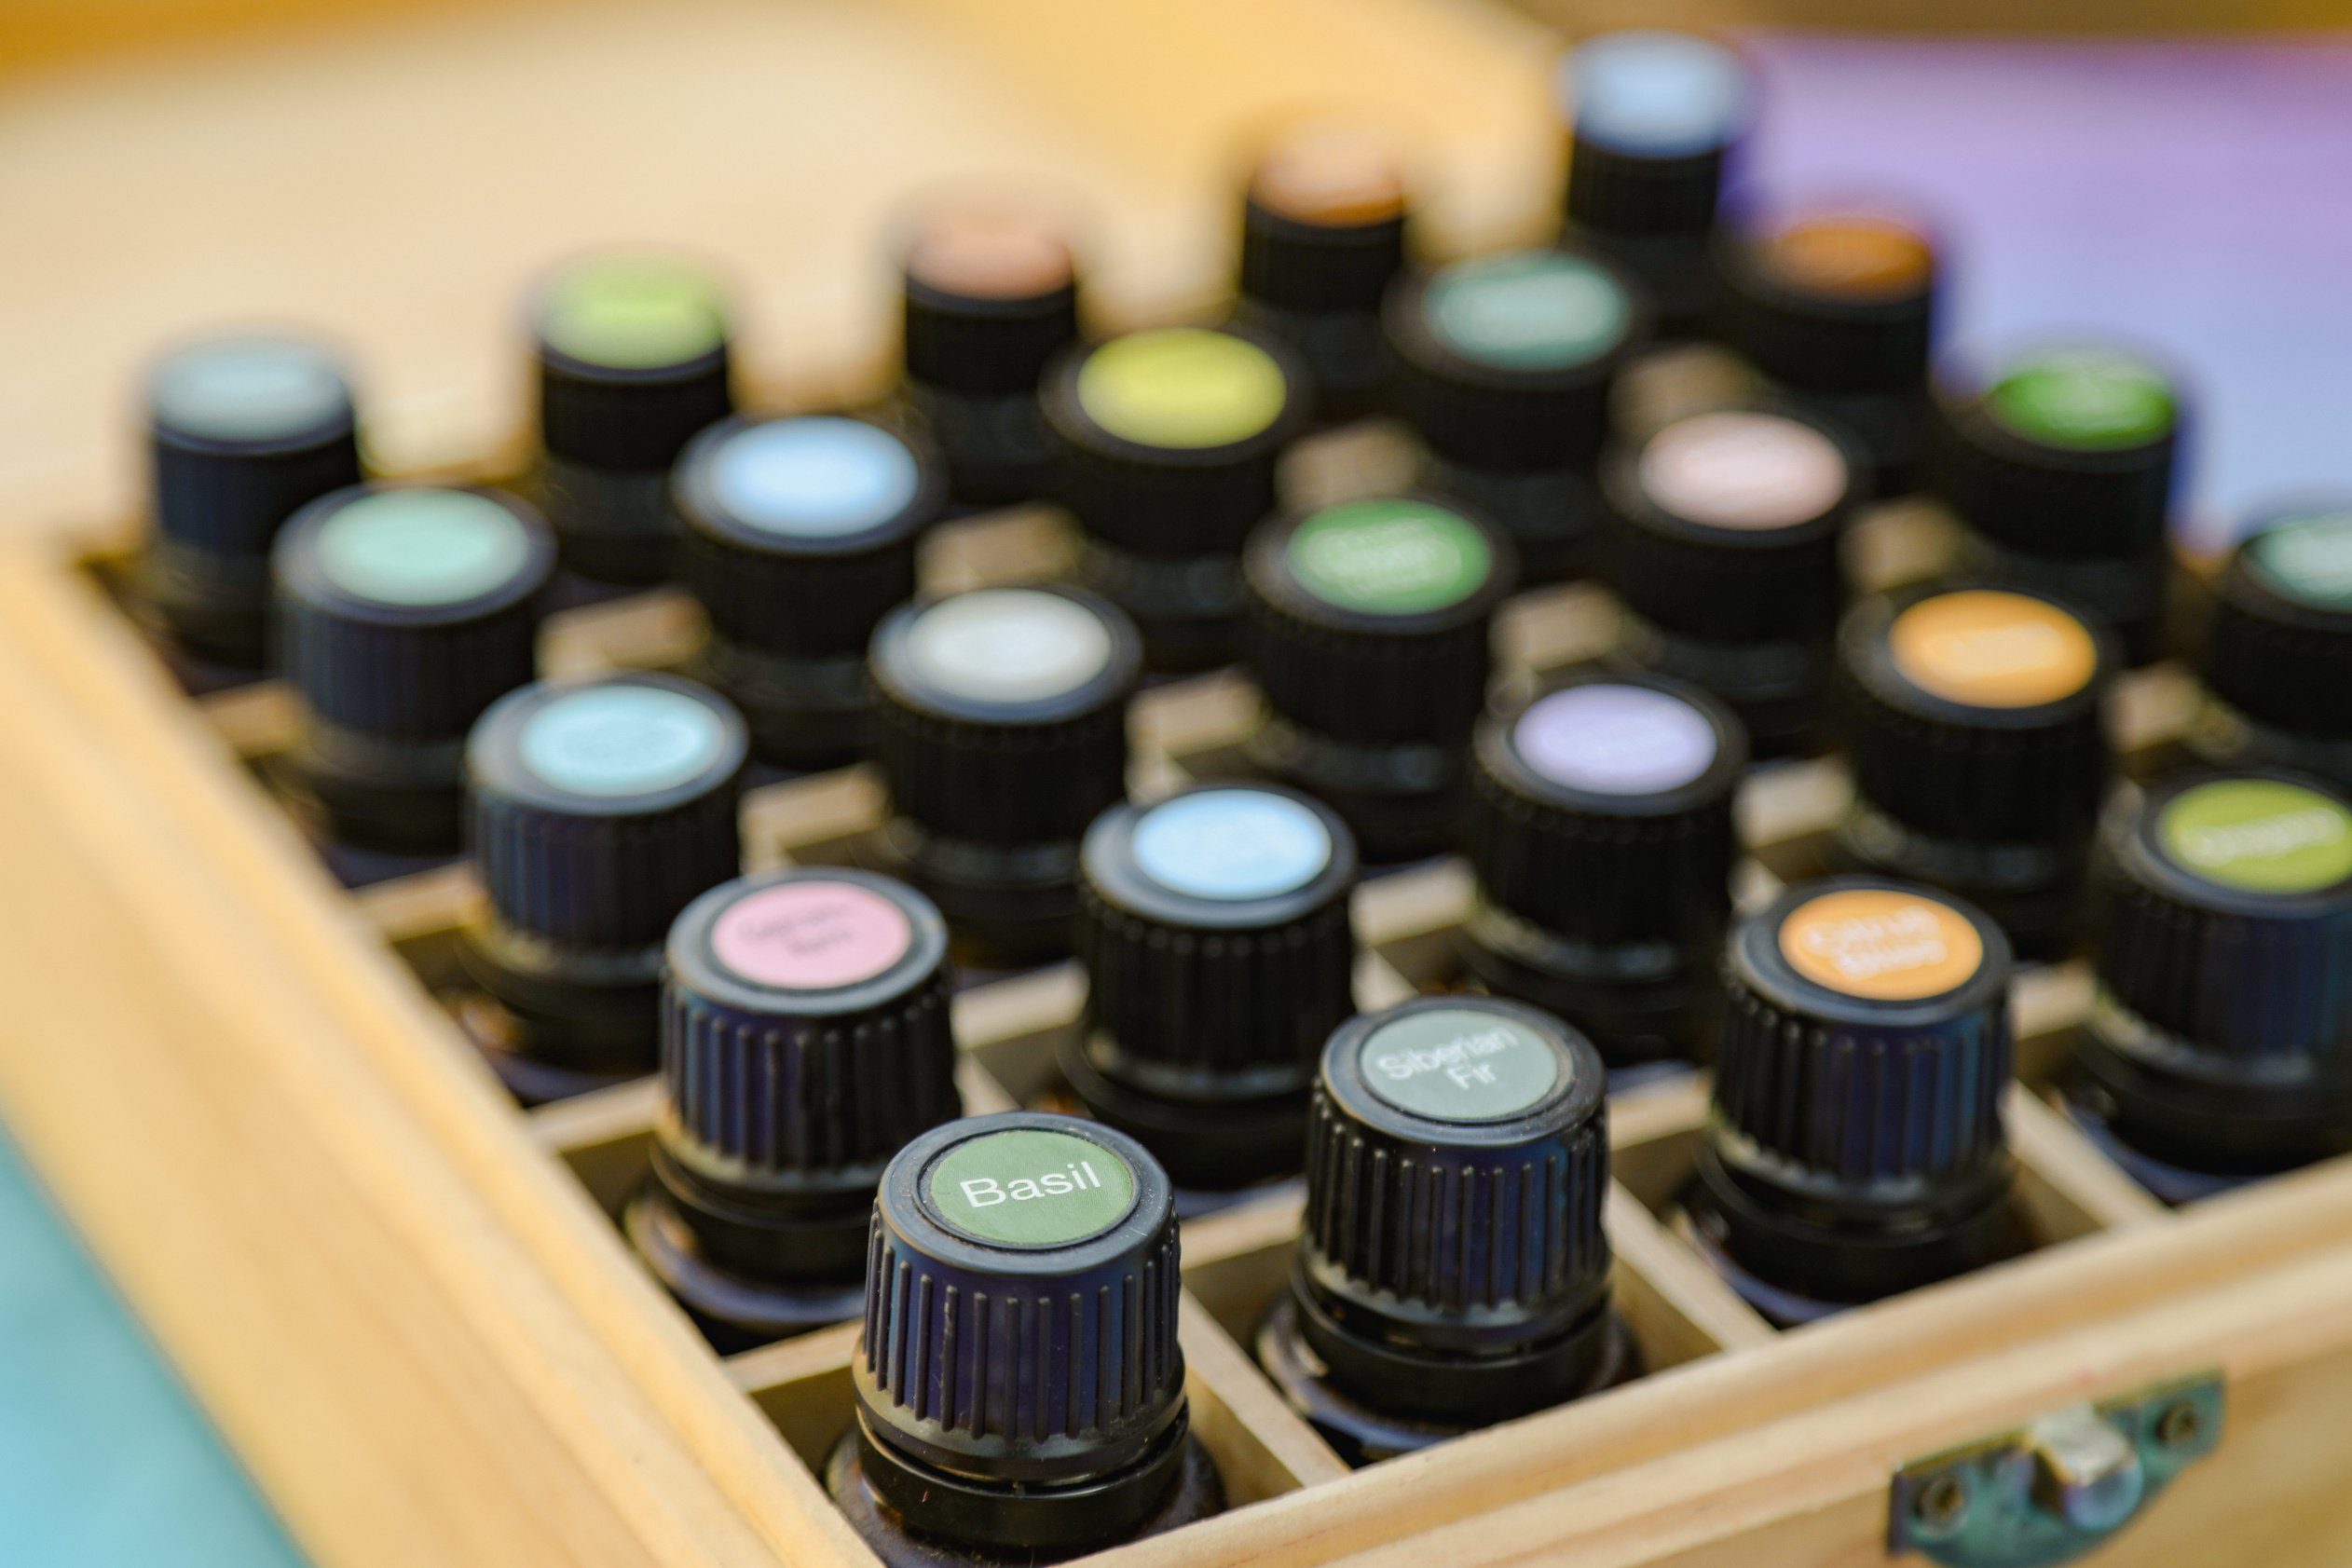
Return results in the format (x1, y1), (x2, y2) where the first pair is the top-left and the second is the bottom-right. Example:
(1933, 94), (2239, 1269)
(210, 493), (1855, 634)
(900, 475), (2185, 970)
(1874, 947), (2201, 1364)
(312, 490), (531, 607)
(519, 686), (729, 798)
(1130, 789), (1333, 901)
(1514, 684), (1717, 795)
(708, 417), (922, 538)
(900, 590), (1114, 703)
(151, 334), (348, 444)
(1559, 31), (1752, 157)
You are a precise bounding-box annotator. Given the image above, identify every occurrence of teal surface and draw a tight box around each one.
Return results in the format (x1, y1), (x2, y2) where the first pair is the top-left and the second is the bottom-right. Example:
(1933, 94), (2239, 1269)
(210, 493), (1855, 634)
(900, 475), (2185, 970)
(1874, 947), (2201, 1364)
(0, 1129), (306, 1568)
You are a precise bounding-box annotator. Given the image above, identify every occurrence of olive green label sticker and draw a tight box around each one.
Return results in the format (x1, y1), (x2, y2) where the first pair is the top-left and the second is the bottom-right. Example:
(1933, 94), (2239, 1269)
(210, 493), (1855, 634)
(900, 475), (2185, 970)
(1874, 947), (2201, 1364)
(1286, 498), (1491, 614)
(1073, 329), (1288, 449)
(925, 1128), (1138, 1248)
(1356, 1008), (1564, 1124)
(2157, 778), (2352, 894)
(1422, 251), (1630, 371)
(1985, 349), (2176, 450)
(539, 253), (727, 369)
(2248, 511), (2352, 609)
(313, 490), (533, 607)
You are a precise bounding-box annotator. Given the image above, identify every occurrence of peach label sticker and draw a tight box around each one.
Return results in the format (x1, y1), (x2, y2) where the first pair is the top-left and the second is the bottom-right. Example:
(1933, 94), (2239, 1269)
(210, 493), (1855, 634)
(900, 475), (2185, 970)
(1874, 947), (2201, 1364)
(1888, 590), (2097, 708)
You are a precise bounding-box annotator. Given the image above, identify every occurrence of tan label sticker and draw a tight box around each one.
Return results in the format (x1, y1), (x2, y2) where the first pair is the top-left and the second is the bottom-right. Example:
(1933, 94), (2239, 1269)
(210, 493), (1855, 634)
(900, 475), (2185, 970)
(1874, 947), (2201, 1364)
(1638, 412), (1847, 531)
(1888, 590), (2097, 708)
(1762, 215), (1934, 301)
(905, 209), (1073, 300)
(1251, 124), (1407, 225)
(1779, 888), (1984, 1001)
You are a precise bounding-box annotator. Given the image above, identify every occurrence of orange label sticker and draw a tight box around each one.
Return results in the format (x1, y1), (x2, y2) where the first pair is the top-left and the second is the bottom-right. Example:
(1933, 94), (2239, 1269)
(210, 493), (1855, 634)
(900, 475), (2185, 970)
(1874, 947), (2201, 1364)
(1251, 124), (1407, 226)
(1887, 590), (2098, 708)
(1778, 888), (1984, 1001)
(1761, 215), (1933, 301)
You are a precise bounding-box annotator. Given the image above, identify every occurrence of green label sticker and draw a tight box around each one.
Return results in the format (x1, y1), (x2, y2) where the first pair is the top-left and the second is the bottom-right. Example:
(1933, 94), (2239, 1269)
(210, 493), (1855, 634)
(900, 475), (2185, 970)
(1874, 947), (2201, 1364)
(1285, 498), (1492, 614)
(539, 253), (727, 370)
(1073, 328), (1288, 449)
(1985, 349), (2176, 451)
(1422, 251), (1630, 371)
(312, 490), (533, 607)
(1356, 1007), (1566, 1124)
(925, 1128), (1137, 1248)
(2157, 778), (2352, 894)
(2248, 511), (2352, 609)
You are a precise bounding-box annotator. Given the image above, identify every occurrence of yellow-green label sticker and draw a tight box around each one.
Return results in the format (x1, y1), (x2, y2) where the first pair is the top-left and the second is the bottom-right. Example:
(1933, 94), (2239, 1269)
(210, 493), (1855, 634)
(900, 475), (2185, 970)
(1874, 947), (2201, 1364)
(1074, 328), (1288, 449)
(539, 253), (727, 370)
(1286, 498), (1492, 614)
(925, 1127), (1137, 1248)
(2158, 778), (2352, 894)
(2248, 511), (2352, 610)
(1422, 251), (1631, 372)
(313, 490), (533, 607)
(1357, 1008), (1566, 1123)
(1985, 349), (2175, 451)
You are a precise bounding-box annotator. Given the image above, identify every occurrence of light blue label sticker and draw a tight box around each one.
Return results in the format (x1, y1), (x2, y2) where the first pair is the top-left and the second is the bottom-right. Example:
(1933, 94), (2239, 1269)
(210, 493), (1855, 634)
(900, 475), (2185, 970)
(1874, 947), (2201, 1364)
(519, 686), (729, 798)
(150, 335), (349, 444)
(1130, 789), (1333, 901)
(312, 490), (532, 607)
(707, 417), (922, 538)
(1559, 31), (1751, 157)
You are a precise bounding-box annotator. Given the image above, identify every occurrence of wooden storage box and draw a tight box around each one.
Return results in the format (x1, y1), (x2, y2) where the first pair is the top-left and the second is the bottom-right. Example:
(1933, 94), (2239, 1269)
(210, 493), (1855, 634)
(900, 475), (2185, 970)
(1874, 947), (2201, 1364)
(5, 6), (2352, 1568)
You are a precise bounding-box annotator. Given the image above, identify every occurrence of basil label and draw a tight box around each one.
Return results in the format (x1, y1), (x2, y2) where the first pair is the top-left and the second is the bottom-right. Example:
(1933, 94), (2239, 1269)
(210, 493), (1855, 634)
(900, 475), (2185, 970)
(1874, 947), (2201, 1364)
(926, 1128), (1138, 1248)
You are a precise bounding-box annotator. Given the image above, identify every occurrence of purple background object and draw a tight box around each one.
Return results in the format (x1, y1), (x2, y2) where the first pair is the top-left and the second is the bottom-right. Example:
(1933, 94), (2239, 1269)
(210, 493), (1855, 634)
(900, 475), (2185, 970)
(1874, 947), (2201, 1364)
(1741, 34), (2352, 547)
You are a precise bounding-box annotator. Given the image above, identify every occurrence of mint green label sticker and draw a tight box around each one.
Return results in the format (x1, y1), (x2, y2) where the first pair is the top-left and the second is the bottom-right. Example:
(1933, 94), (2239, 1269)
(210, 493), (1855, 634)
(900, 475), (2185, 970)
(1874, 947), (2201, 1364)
(313, 490), (532, 607)
(926, 1128), (1137, 1248)
(1357, 1008), (1566, 1123)
(1422, 252), (1630, 371)
(2158, 778), (2352, 894)
(2248, 511), (2352, 609)
(1986, 349), (2176, 450)
(519, 686), (729, 798)
(539, 253), (727, 369)
(1286, 498), (1492, 614)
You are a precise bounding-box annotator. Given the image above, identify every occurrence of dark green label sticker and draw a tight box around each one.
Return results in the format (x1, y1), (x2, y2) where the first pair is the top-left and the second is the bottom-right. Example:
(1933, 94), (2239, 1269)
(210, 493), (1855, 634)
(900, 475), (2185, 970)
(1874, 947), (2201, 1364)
(2157, 778), (2352, 894)
(925, 1128), (1138, 1248)
(1356, 1008), (1566, 1123)
(1985, 349), (2176, 450)
(2248, 511), (2352, 609)
(1421, 252), (1630, 371)
(1286, 498), (1492, 614)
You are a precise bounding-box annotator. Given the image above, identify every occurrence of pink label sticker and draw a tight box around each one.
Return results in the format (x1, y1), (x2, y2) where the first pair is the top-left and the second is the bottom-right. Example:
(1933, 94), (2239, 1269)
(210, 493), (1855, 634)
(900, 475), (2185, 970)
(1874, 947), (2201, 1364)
(710, 881), (913, 990)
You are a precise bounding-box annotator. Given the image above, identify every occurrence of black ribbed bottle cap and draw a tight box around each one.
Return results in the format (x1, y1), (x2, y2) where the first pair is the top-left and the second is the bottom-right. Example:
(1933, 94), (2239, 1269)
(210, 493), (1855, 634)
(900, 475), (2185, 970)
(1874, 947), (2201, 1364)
(1065, 784), (1358, 1190)
(870, 586), (1142, 962)
(1554, 32), (1754, 333)
(902, 205), (1081, 397)
(1692, 877), (2017, 1312)
(1289, 997), (1611, 1424)
(2075, 770), (2352, 1176)
(1833, 585), (2116, 953)
(272, 484), (555, 852)
(142, 332), (363, 666)
(1719, 209), (1937, 395)
(851, 1112), (1189, 1549)
(673, 414), (940, 767)
(1043, 326), (1306, 670)
(631, 869), (959, 1343)
(1461, 674), (1743, 1068)
(1240, 495), (1515, 858)
(2202, 507), (2352, 748)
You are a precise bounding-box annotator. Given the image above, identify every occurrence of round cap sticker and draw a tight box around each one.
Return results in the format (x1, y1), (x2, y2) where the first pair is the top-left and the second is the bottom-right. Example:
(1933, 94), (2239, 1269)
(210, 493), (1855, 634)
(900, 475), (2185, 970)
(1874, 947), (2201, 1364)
(1985, 349), (2175, 451)
(711, 880), (913, 990)
(927, 1127), (1137, 1248)
(904, 209), (1073, 300)
(539, 253), (726, 370)
(1423, 251), (1631, 372)
(519, 685), (731, 798)
(1761, 216), (1934, 302)
(900, 590), (1115, 705)
(1286, 498), (1491, 615)
(1358, 1007), (1565, 1123)
(1639, 412), (1847, 530)
(1252, 124), (1407, 225)
(1130, 790), (1333, 901)
(1779, 888), (1985, 1002)
(708, 418), (921, 538)
(313, 490), (533, 607)
(1512, 684), (1717, 795)
(1888, 590), (2098, 708)
(2157, 778), (2352, 895)
(151, 335), (349, 444)
(1560, 31), (1751, 157)
(1073, 329), (1288, 449)
(2248, 511), (2352, 610)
